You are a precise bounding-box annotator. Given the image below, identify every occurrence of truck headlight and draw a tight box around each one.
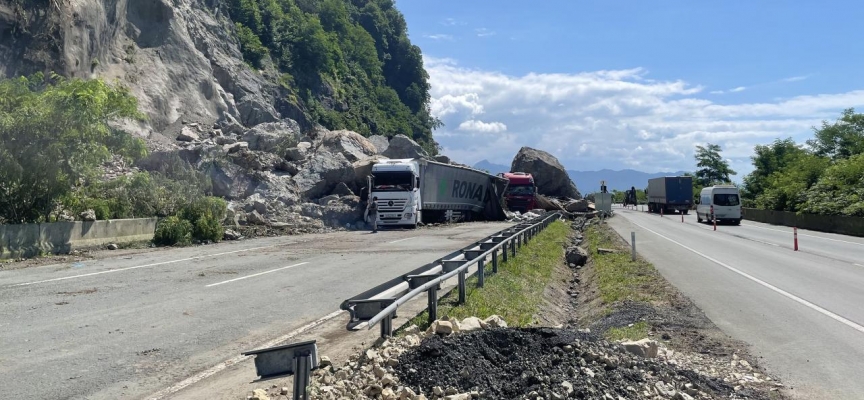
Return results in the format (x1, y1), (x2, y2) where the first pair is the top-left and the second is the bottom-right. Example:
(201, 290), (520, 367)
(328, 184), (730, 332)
(404, 213), (413, 219)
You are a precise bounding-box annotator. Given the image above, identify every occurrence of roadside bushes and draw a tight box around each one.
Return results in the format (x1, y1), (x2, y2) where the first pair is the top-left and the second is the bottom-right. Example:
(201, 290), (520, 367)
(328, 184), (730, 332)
(153, 197), (227, 246)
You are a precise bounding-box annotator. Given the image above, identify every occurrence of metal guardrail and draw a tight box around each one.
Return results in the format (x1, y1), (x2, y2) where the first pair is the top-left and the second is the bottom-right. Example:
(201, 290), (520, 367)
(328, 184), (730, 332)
(342, 211), (564, 338)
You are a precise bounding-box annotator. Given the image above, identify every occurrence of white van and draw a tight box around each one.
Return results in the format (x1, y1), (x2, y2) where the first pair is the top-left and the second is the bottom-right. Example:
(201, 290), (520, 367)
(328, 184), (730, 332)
(696, 185), (742, 225)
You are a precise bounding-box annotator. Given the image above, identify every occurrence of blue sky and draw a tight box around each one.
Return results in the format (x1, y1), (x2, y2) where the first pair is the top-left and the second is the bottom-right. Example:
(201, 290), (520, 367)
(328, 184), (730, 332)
(397, 1), (864, 177)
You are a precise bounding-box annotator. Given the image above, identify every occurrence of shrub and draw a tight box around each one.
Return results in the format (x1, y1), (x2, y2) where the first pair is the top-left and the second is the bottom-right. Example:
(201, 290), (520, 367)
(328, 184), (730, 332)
(179, 197), (227, 243)
(153, 216), (192, 246)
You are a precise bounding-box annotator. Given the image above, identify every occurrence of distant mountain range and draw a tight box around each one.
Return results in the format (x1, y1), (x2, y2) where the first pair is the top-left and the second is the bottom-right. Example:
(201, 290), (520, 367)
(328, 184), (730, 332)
(473, 160), (688, 192)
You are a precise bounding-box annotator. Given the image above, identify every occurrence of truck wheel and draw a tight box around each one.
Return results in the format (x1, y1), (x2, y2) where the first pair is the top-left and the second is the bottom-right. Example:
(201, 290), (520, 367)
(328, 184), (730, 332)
(735, 219), (742, 225)
(697, 214), (703, 223)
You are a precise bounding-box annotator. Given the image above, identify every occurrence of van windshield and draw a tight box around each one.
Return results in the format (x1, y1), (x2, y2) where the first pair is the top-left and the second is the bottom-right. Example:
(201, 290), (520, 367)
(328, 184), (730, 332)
(713, 193), (740, 206)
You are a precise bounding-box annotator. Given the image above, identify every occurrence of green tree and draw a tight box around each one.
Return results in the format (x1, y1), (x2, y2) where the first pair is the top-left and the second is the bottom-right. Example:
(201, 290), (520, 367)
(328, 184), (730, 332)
(742, 138), (808, 202)
(0, 74), (145, 223)
(694, 143), (736, 187)
(753, 153), (829, 212)
(800, 153), (864, 216)
(806, 108), (864, 161)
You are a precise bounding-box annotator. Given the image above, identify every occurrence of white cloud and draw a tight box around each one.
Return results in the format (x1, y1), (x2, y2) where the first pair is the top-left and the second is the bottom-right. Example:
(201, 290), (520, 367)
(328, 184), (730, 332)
(458, 120), (508, 133)
(710, 90), (725, 94)
(730, 86), (747, 92)
(425, 56), (864, 178)
(424, 34), (453, 41)
(475, 28), (496, 37)
(783, 75), (809, 82)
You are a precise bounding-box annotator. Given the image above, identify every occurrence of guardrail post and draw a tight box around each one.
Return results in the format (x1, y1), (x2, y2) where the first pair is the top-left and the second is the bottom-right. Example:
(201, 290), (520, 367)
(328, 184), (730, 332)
(293, 351), (312, 400)
(492, 249), (498, 273)
(502, 241), (508, 262)
(511, 237), (517, 258)
(478, 258), (485, 288)
(380, 312), (393, 338)
(427, 288), (438, 323)
(457, 270), (466, 304)
(631, 231), (636, 261)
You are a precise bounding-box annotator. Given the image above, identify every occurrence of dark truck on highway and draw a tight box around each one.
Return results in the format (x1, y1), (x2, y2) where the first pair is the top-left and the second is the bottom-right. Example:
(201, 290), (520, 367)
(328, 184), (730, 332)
(647, 176), (693, 214)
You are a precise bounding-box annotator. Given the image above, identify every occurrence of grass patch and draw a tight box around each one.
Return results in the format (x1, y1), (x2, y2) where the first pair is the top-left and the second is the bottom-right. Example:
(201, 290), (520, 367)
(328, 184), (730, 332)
(584, 224), (664, 305)
(605, 321), (649, 341)
(403, 220), (570, 331)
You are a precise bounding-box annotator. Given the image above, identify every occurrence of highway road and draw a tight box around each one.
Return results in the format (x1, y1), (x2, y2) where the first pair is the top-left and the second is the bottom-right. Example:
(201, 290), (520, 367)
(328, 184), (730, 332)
(0, 222), (512, 400)
(610, 206), (864, 400)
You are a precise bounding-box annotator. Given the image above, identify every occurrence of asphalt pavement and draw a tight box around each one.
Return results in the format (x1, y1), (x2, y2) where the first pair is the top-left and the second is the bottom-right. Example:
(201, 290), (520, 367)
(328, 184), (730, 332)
(0, 222), (512, 400)
(610, 206), (864, 400)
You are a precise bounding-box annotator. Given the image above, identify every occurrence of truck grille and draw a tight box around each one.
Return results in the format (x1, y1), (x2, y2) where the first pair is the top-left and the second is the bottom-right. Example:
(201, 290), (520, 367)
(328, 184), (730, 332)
(377, 199), (407, 212)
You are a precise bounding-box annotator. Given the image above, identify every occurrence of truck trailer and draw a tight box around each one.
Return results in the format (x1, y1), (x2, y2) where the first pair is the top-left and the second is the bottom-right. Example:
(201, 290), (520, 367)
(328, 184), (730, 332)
(499, 172), (537, 213)
(646, 176), (693, 214)
(367, 158), (509, 228)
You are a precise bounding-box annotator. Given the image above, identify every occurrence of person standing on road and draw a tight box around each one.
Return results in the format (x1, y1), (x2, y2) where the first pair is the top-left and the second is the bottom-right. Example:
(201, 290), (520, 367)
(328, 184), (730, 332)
(367, 197), (379, 233)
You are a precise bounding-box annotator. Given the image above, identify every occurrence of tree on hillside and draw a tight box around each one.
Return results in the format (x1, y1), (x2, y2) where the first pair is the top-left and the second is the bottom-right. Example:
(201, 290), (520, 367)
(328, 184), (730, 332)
(694, 143), (736, 187)
(806, 108), (864, 160)
(0, 74), (145, 223)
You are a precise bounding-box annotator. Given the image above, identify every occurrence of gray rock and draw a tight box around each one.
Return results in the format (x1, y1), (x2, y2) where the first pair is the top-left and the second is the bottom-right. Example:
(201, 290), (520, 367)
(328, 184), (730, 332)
(351, 155), (389, 190)
(218, 115), (246, 136)
(300, 203), (324, 218)
(107, 243), (119, 250)
(382, 134), (428, 159)
(225, 141), (248, 154)
(621, 338), (659, 358)
(177, 126), (199, 142)
(246, 210), (269, 225)
(565, 199), (589, 212)
(237, 97), (279, 127)
(322, 196), (363, 227)
(511, 147), (581, 199)
(566, 246), (588, 267)
(242, 120), (301, 153)
(229, 149), (284, 171)
(215, 136), (237, 145)
(561, 381), (574, 394)
(204, 161), (255, 200)
(434, 155), (451, 164)
(482, 315), (508, 328)
(434, 320), (453, 335)
(368, 135), (389, 154)
(284, 142), (312, 161)
(318, 130), (377, 162)
(292, 151), (355, 199)
(80, 209), (97, 221)
(318, 195), (340, 206)
(223, 229), (242, 240)
(331, 182), (354, 196)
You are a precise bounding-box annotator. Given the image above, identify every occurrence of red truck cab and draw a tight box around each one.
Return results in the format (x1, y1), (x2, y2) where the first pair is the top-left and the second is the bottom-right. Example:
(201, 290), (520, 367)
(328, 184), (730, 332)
(499, 172), (537, 213)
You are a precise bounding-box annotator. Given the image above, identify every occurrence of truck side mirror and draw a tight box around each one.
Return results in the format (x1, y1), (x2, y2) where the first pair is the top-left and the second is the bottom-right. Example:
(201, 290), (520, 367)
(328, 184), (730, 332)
(415, 177), (420, 189)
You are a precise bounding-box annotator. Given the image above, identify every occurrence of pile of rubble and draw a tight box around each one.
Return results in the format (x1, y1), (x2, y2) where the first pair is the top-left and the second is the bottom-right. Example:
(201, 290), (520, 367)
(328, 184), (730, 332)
(135, 118), (437, 233)
(247, 313), (778, 400)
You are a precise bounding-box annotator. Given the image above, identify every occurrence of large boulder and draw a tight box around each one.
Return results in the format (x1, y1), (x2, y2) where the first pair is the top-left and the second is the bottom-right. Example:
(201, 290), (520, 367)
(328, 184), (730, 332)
(204, 161), (257, 199)
(228, 149), (285, 171)
(382, 134), (428, 159)
(242, 120), (301, 153)
(351, 155), (390, 193)
(237, 96), (279, 127)
(322, 195), (364, 227)
(511, 147), (581, 199)
(285, 142), (312, 161)
(292, 151), (355, 199)
(368, 135), (390, 154)
(318, 130), (378, 162)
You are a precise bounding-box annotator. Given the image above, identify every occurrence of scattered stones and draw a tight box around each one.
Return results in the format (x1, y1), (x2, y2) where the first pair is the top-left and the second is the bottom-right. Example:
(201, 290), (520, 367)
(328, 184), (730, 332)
(80, 209), (97, 221)
(106, 243), (119, 250)
(459, 317), (486, 332)
(483, 315), (508, 328)
(249, 388), (269, 400)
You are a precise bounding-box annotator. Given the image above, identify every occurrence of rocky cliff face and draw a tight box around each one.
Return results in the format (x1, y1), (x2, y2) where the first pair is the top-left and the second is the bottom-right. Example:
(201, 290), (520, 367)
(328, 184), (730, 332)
(0, 0), (303, 142)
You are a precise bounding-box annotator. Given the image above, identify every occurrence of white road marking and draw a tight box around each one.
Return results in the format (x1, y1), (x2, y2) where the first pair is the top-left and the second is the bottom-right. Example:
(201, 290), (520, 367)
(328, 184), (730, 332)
(147, 310), (345, 400)
(388, 237), (418, 244)
(742, 223), (864, 246)
(206, 262), (309, 287)
(11, 246), (274, 287)
(630, 221), (864, 336)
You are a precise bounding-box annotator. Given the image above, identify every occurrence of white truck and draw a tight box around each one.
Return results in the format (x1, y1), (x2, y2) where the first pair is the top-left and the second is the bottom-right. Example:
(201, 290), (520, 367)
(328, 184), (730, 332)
(366, 158), (509, 228)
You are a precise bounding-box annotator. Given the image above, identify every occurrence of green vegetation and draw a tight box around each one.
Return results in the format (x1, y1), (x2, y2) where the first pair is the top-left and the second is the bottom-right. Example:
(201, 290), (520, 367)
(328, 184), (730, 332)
(0, 73), (145, 224)
(226, 0), (440, 152)
(605, 321), (649, 341)
(584, 224), (664, 305)
(743, 109), (864, 216)
(406, 220), (569, 330)
(609, 189), (647, 204)
(153, 197), (227, 246)
(154, 216), (194, 246)
(694, 143), (736, 187)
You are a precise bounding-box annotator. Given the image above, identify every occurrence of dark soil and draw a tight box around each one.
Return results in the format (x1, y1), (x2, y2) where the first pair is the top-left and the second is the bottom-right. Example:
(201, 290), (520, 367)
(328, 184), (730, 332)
(395, 327), (765, 400)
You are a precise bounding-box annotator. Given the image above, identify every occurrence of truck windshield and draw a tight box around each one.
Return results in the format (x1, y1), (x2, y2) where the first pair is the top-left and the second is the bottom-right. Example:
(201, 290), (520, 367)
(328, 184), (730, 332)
(506, 185), (535, 196)
(713, 193), (740, 206)
(372, 171), (414, 191)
